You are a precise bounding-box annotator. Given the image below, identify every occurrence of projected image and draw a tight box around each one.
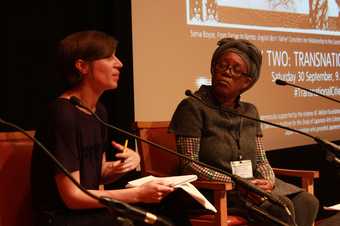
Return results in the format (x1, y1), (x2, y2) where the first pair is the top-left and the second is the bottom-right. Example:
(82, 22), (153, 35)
(187, 0), (340, 34)
(216, 0), (309, 13)
(132, 1), (340, 150)
(195, 76), (211, 89)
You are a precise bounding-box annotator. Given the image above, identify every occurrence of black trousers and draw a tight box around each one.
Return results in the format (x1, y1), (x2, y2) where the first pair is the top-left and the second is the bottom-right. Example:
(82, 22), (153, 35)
(248, 191), (319, 226)
(216, 189), (319, 226)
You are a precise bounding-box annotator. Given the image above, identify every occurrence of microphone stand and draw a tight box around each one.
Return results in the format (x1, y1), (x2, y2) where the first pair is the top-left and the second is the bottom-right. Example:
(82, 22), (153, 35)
(0, 117), (173, 226)
(184, 90), (340, 156)
(275, 79), (340, 104)
(183, 91), (300, 225)
(70, 97), (292, 226)
(241, 196), (293, 226)
(275, 79), (340, 165)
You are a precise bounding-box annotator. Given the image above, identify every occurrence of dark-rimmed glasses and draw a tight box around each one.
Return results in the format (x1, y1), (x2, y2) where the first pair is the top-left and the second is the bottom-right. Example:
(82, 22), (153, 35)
(215, 63), (250, 78)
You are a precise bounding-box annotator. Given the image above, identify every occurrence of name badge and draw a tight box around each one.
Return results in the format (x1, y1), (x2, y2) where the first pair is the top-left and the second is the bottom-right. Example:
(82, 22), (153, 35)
(231, 160), (253, 178)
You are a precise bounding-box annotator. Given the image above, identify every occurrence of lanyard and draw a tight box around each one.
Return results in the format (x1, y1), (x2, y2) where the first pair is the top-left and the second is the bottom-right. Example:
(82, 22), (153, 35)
(221, 110), (243, 160)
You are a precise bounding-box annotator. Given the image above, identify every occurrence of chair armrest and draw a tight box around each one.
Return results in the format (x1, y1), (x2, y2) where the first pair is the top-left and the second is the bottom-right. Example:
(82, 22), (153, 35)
(273, 168), (319, 179)
(192, 180), (233, 191)
(192, 180), (231, 226)
(273, 168), (319, 194)
(144, 169), (167, 177)
(144, 170), (234, 191)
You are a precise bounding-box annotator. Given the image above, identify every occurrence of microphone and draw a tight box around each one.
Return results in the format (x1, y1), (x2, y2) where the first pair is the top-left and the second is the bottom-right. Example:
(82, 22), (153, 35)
(275, 79), (340, 104)
(100, 196), (172, 226)
(274, 79), (287, 86)
(69, 96), (292, 226)
(0, 117), (171, 226)
(271, 81), (340, 155)
(274, 79), (340, 161)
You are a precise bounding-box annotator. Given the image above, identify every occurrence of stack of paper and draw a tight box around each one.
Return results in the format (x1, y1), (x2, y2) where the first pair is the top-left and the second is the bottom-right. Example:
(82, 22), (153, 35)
(324, 203), (340, 211)
(126, 174), (217, 212)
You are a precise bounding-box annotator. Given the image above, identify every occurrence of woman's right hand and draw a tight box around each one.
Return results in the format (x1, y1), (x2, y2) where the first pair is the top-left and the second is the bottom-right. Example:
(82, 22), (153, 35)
(136, 180), (175, 203)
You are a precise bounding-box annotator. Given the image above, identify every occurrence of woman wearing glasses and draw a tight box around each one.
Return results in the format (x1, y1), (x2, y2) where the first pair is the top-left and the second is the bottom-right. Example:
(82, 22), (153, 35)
(169, 38), (319, 226)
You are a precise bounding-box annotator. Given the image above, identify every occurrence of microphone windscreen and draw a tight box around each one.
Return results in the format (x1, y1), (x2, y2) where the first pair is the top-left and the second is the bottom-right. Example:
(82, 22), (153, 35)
(275, 79), (287, 86)
(69, 96), (81, 106)
(185, 90), (193, 97)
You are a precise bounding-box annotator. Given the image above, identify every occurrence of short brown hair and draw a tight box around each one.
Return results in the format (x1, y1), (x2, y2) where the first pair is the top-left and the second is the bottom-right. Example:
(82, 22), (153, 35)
(58, 30), (118, 89)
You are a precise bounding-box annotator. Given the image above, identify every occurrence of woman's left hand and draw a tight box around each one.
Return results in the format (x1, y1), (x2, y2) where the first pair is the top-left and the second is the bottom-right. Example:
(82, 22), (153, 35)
(249, 178), (274, 192)
(109, 140), (140, 173)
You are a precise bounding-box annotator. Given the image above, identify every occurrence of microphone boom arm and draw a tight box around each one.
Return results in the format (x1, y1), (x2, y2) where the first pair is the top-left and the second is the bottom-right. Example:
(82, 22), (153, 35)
(275, 79), (340, 104)
(70, 96), (292, 226)
(0, 118), (98, 201)
(0, 117), (172, 226)
(185, 90), (340, 155)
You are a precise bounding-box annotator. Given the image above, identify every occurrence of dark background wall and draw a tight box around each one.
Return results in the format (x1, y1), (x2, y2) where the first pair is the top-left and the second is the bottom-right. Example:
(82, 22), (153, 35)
(4, 0), (340, 217)
(4, 0), (134, 135)
(267, 144), (340, 217)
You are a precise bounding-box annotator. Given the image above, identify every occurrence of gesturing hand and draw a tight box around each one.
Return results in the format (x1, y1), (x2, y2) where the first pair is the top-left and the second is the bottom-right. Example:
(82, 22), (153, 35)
(110, 140), (140, 173)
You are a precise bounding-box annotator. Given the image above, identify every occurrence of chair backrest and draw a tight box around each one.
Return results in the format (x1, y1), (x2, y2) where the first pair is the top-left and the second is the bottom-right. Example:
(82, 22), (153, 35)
(134, 121), (180, 177)
(134, 121), (246, 226)
(0, 131), (35, 226)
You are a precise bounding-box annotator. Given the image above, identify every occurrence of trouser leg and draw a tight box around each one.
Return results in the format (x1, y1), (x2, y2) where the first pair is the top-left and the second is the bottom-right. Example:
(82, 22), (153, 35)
(257, 195), (296, 226)
(288, 192), (319, 226)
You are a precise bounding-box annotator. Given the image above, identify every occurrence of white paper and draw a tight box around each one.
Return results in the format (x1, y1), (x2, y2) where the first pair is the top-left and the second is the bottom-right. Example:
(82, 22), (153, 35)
(177, 182), (217, 212)
(324, 203), (340, 211)
(126, 174), (217, 212)
(126, 175), (198, 188)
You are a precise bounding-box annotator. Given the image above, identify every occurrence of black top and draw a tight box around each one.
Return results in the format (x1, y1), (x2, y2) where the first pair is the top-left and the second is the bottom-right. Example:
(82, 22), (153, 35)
(169, 85), (262, 174)
(31, 98), (108, 211)
(170, 85), (302, 196)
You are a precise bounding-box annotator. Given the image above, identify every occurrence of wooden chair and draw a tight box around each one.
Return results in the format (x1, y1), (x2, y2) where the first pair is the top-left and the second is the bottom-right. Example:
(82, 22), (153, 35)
(134, 121), (320, 226)
(0, 131), (35, 226)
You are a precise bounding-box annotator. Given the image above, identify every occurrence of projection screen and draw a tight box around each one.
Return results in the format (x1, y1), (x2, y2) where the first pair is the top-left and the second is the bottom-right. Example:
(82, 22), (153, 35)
(131, 0), (340, 150)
